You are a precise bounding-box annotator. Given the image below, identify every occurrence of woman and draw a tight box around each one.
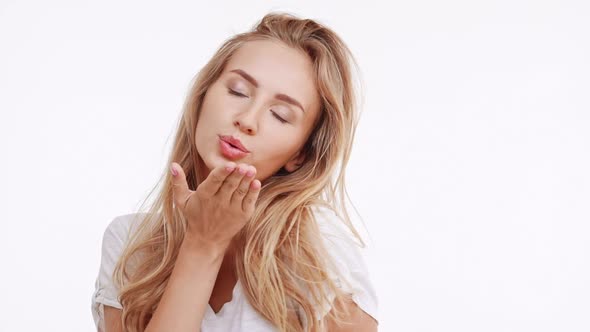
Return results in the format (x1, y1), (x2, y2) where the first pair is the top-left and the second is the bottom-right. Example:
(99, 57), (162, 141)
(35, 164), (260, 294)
(91, 12), (378, 332)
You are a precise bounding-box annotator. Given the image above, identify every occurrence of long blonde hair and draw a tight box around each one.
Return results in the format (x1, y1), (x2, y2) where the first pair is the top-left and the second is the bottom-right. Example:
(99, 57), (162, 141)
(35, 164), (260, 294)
(113, 12), (365, 331)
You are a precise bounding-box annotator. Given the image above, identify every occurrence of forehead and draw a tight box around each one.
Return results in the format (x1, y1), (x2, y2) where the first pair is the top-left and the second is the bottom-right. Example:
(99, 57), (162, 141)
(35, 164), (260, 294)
(223, 40), (320, 112)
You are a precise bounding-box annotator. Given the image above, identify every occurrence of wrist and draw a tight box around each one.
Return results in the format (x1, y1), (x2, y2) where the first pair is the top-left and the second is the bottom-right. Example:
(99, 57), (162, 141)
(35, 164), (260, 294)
(181, 233), (229, 258)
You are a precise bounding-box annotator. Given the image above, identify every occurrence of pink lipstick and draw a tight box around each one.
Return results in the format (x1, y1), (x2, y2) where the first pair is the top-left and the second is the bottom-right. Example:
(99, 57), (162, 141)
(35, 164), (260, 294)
(218, 135), (250, 160)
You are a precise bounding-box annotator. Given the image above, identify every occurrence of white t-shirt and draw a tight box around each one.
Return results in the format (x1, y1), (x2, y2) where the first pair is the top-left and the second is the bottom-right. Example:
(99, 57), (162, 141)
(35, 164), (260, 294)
(91, 207), (379, 331)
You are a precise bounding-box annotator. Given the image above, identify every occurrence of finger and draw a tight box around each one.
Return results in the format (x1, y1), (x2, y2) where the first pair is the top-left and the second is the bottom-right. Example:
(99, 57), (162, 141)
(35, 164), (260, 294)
(198, 162), (236, 197)
(231, 165), (257, 205)
(217, 163), (247, 202)
(242, 179), (261, 214)
(170, 162), (194, 210)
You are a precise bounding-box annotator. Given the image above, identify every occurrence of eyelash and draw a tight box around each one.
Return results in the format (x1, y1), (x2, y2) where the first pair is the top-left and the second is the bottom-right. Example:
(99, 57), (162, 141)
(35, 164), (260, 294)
(228, 89), (246, 98)
(227, 89), (288, 124)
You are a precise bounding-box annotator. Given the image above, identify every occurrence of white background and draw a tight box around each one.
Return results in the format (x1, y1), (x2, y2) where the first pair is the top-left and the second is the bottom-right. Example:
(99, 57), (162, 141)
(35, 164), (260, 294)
(1, 0), (589, 331)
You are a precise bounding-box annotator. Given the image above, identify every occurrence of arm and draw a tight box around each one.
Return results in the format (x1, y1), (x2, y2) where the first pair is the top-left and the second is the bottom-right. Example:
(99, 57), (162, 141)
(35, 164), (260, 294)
(104, 306), (123, 332)
(325, 296), (378, 332)
(141, 161), (259, 331)
(102, 238), (226, 332)
(144, 238), (226, 332)
(101, 162), (259, 332)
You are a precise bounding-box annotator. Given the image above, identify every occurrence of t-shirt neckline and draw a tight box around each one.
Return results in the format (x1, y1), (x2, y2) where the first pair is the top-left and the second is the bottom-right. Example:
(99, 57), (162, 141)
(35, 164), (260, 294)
(204, 278), (242, 320)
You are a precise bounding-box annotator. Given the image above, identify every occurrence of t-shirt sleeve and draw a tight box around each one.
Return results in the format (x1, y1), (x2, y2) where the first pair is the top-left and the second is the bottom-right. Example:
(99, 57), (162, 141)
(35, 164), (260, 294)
(91, 215), (133, 330)
(314, 207), (379, 324)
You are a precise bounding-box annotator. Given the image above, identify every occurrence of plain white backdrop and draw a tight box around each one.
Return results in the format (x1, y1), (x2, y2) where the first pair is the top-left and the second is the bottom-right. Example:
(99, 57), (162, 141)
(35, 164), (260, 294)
(1, 0), (589, 331)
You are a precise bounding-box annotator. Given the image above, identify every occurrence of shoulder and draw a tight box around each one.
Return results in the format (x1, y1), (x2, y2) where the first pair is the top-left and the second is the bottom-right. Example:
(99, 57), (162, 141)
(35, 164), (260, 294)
(92, 213), (149, 328)
(310, 205), (380, 324)
(313, 207), (358, 238)
(96, 212), (149, 291)
(97, 212), (149, 279)
(311, 205), (366, 266)
(99, 212), (149, 257)
(102, 213), (146, 243)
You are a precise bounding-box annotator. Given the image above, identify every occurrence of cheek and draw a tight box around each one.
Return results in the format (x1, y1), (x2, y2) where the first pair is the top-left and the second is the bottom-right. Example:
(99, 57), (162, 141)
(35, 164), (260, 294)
(263, 130), (296, 153)
(256, 133), (302, 170)
(200, 89), (230, 119)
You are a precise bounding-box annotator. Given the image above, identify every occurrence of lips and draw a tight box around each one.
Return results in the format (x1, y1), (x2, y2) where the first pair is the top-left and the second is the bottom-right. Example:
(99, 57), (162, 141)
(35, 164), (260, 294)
(218, 135), (250, 160)
(219, 135), (249, 153)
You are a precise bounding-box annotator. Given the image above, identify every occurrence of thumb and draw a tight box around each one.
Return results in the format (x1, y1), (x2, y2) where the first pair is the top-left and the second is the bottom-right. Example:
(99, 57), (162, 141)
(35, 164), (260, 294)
(170, 162), (193, 210)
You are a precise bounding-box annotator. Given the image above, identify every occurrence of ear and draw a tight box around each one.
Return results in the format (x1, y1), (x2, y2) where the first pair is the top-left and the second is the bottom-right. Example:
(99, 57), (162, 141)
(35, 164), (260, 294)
(283, 149), (306, 173)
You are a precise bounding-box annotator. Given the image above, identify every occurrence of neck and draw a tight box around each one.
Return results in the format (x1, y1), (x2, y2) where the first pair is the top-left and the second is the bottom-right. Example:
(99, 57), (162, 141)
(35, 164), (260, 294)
(220, 237), (241, 277)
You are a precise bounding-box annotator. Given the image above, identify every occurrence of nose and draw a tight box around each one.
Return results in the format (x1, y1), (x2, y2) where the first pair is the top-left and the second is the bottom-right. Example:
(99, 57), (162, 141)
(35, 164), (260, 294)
(233, 106), (259, 135)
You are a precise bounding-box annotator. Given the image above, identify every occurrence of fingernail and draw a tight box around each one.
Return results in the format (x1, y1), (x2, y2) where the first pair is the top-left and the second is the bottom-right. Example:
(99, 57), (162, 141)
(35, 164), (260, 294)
(225, 164), (235, 172)
(170, 164), (178, 176)
(246, 170), (255, 177)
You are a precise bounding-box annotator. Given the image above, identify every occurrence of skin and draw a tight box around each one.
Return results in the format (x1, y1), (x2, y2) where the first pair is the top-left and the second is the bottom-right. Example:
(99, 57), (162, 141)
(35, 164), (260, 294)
(103, 39), (377, 331)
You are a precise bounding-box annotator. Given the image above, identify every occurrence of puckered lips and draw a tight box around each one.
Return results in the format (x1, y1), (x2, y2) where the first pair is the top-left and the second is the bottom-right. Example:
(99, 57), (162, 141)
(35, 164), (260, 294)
(218, 135), (250, 160)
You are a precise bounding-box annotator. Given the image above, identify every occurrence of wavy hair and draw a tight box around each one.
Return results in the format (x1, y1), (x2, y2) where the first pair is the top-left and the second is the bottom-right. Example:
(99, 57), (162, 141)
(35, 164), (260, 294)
(113, 12), (365, 331)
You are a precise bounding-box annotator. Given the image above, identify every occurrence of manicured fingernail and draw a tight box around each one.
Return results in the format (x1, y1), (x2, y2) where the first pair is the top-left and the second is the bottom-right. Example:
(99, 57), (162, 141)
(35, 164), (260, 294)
(225, 164), (235, 172)
(246, 170), (255, 177)
(170, 164), (178, 176)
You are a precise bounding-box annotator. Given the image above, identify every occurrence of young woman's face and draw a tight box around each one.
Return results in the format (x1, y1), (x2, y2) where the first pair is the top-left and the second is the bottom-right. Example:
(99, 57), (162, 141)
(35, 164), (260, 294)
(195, 39), (321, 182)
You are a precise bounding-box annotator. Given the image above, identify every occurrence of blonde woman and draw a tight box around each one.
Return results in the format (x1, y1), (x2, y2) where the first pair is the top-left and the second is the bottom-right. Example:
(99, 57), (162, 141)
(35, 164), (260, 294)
(91, 12), (378, 332)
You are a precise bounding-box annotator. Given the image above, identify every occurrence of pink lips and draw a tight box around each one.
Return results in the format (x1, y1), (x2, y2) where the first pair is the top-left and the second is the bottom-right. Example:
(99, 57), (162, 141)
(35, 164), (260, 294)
(218, 135), (250, 160)
(219, 135), (249, 152)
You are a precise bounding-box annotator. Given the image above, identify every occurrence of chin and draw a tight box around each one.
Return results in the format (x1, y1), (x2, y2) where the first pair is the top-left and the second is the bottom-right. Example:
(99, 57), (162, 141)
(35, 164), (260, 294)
(201, 154), (221, 173)
(203, 153), (242, 174)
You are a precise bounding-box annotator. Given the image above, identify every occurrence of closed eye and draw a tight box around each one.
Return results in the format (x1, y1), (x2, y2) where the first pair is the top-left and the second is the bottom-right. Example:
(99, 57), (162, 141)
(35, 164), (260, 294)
(229, 89), (289, 124)
(271, 111), (288, 124)
(228, 89), (247, 97)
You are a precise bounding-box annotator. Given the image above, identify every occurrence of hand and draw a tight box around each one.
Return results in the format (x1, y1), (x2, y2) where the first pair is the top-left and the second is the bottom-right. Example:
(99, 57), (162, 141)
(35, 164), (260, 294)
(170, 161), (261, 250)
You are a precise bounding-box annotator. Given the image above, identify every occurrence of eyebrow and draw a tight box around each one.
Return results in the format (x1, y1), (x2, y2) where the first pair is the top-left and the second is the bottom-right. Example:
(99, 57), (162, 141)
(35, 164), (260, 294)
(229, 69), (306, 113)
